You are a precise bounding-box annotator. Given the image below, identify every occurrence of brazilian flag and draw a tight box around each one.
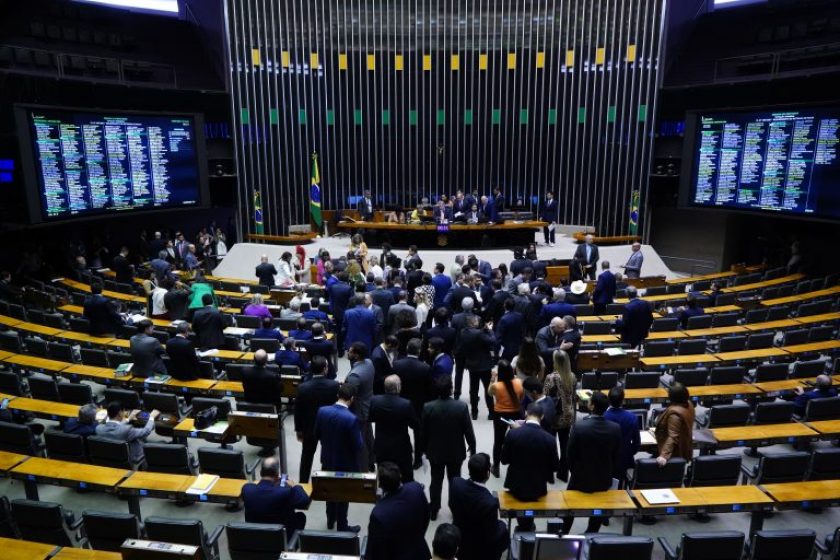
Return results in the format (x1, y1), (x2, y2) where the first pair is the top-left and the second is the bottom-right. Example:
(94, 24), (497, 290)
(253, 190), (264, 234)
(310, 152), (323, 229)
(629, 190), (640, 235)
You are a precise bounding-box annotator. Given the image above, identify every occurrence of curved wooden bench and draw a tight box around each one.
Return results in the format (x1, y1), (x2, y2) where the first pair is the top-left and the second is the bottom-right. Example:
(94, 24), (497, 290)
(572, 232), (641, 245)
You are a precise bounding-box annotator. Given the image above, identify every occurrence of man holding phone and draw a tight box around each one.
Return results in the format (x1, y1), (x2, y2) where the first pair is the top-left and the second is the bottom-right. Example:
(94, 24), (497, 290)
(242, 457), (311, 537)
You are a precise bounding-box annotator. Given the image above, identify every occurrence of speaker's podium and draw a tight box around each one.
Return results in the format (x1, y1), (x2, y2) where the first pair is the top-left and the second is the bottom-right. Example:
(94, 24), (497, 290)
(311, 471), (378, 503)
(120, 539), (199, 559)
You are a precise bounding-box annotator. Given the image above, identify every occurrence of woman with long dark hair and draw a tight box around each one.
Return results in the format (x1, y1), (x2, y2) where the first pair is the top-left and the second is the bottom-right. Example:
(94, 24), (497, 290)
(511, 337), (545, 380)
(487, 359), (524, 477)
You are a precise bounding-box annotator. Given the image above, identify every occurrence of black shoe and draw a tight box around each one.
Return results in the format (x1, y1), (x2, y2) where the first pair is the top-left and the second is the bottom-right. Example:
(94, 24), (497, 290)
(471, 409), (478, 420)
(601, 518), (610, 527)
(327, 519), (335, 530)
(638, 515), (658, 525)
(556, 471), (569, 483)
(486, 413), (494, 421)
(413, 459), (423, 470)
(491, 465), (500, 478)
(341, 525), (361, 534)
(430, 510), (438, 521)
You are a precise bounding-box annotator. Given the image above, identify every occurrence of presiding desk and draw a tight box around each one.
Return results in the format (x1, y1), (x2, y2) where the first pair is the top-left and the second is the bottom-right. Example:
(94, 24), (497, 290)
(497, 489), (637, 535)
(335, 219), (546, 248)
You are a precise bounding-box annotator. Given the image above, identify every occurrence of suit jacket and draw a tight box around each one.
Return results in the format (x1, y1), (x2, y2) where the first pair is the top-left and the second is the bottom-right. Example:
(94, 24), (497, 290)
(445, 285), (478, 313)
(165, 336), (199, 380)
(242, 364), (282, 408)
(192, 306), (227, 349)
(83, 294), (123, 336)
(452, 198), (470, 216)
(451, 311), (477, 359)
(501, 422), (560, 501)
(431, 274), (452, 309)
(539, 198), (559, 223)
(567, 415), (622, 492)
(535, 396), (557, 434)
(424, 325), (456, 356)
(369, 393), (418, 460)
(449, 477), (508, 560)
(315, 403), (364, 471)
(357, 197), (374, 220)
(433, 205), (453, 222)
(242, 479), (311, 526)
(255, 262), (278, 287)
(393, 356), (433, 419)
(346, 358), (375, 421)
(370, 343), (395, 394)
(370, 288), (395, 317)
(495, 311), (525, 360)
(327, 282), (354, 321)
(624, 251), (644, 279)
(420, 397), (476, 464)
(150, 258), (173, 282)
(294, 375), (340, 436)
(95, 416), (155, 465)
(538, 302), (576, 329)
(301, 337), (337, 378)
(163, 289), (189, 321)
(430, 353), (454, 380)
(493, 194), (506, 213)
(129, 333), (166, 378)
(603, 406), (641, 472)
(573, 243), (600, 268)
(366, 482), (431, 560)
(387, 302), (416, 331)
(112, 254), (133, 284)
(63, 419), (97, 437)
(342, 305), (377, 350)
(459, 327), (497, 372)
(618, 298), (654, 348)
(479, 200), (495, 222)
(592, 270), (617, 306)
(486, 290), (512, 325)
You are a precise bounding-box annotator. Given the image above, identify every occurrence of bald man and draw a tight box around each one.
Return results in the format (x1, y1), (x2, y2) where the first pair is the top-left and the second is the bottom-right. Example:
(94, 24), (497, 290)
(370, 375), (419, 482)
(242, 456), (311, 536)
(242, 349), (282, 409)
(622, 242), (643, 279)
(256, 254), (278, 287)
(794, 374), (837, 416)
(573, 234), (600, 280)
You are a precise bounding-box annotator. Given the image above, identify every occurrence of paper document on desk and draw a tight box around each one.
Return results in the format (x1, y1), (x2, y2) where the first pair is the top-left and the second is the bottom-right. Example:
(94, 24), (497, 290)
(201, 421), (229, 435)
(639, 429), (657, 446)
(129, 314), (148, 323)
(186, 474), (219, 495)
(197, 349), (219, 358)
(604, 347), (625, 357)
(640, 489), (680, 505)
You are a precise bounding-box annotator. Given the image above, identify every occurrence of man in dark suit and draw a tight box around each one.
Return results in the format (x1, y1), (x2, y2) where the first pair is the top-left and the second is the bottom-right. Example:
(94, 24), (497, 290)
(479, 195), (495, 222)
(365, 462), (431, 560)
(242, 349), (282, 411)
(357, 189), (374, 221)
(300, 323), (337, 379)
(342, 295), (377, 352)
(387, 291), (415, 333)
(540, 191), (559, 246)
(165, 322), (200, 381)
(370, 375), (419, 482)
(563, 391), (622, 534)
(242, 457), (311, 536)
(495, 298), (524, 361)
(449, 453), (508, 560)
(537, 289), (576, 329)
(294, 356), (339, 483)
(314, 383), (364, 532)
(393, 338), (433, 425)
(83, 283), (124, 336)
(328, 272), (355, 354)
(346, 342), (375, 471)
(573, 234), (600, 280)
(592, 261), (617, 315)
(445, 275), (477, 313)
(150, 250), (175, 283)
(492, 187), (506, 214)
(451, 190), (470, 219)
(369, 277), (395, 318)
(424, 308), (456, 354)
(420, 376), (476, 520)
(459, 315), (496, 420)
(255, 255), (278, 287)
(485, 279), (511, 325)
(433, 199), (453, 223)
(616, 286), (654, 348)
(432, 264), (452, 309)
(191, 293), (228, 349)
(371, 335), (398, 394)
(451, 297), (478, 401)
(523, 376), (556, 434)
(501, 403), (560, 530)
(112, 246), (134, 284)
(129, 320), (166, 378)
(467, 255), (493, 286)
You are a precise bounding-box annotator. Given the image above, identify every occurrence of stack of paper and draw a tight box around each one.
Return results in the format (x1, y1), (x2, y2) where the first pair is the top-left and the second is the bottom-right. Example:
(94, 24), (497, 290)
(186, 474), (219, 495)
(640, 489), (680, 505)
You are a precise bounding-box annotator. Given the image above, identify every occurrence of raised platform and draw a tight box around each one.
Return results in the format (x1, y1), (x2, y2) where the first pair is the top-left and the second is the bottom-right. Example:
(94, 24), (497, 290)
(334, 220), (546, 248)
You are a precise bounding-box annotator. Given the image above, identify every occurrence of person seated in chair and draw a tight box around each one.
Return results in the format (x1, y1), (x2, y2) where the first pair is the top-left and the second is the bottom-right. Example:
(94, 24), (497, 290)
(288, 317), (313, 342)
(253, 315), (284, 342)
(95, 401), (160, 466)
(275, 337), (307, 373)
(63, 403), (99, 437)
(242, 457), (311, 537)
(794, 374), (837, 416)
(302, 297), (331, 329)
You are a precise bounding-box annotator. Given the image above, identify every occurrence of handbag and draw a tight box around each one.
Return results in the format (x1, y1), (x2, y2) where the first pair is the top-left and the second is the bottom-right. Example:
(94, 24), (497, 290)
(194, 405), (218, 430)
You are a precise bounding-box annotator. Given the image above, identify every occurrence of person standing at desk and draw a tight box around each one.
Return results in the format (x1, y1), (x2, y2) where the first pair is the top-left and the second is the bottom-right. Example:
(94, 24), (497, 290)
(112, 246), (134, 284)
(165, 322), (200, 381)
(563, 391), (621, 534)
(130, 320), (167, 378)
(294, 356), (339, 483)
(314, 383), (364, 533)
(621, 242), (644, 279)
(365, 462), (431, 560)
(459, 315), (497, 421)
(654, 383), (695, 466)
(242, 349), (283, 412)
(449, 452), (508, 560)
(370, 375), (419, 482)
(603, 386), (640, 486)
(540, 191), (559, 246)
(242, 457), (311, 536)
(573, 234), (600, 280)
(301, 323), (337, 379)
(255, 255), (278, 288)
(83, 283), (124, 336)
(192, 293), (228, 350)
(327, 272), (354, 355)
(616, 285), (653, 348)
(346, 341), (376, 471)
(592, 261), (617, 315)
(357, 189), (374, 221)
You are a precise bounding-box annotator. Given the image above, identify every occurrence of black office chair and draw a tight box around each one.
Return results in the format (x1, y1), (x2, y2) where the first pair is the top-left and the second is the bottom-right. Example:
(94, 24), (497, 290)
(685, 315), (713, 330)
(143, 443), (196, 475)
(714, 293), (738, 306)
(644, 341), (675, 357)
(711, 313), (739, 328)
(0, 332), (23, 353)
(0, 421), (43, 456)
(766, 305), (791, 321)
(28, 374), (60, 401)
(42, 313), (65, 329)
(142, 391), (189, 439)
(86, 436), (136, 470)
(583, 321), (611, 335)
(745, 309), (769, 324)
(103, 388), (141, 410)
(581, 372), (619, 391)
(0, 496), (17, 538)
(805, 448), (840, 481)
(191, 397), (232, 420)
(47, 341), (74, 362)
(747, 332), (775, 350)
(658, 531), (745, 560)
(234, 315), (261, 329)
(672, 368), (708, 387)
(6, 303), (27, 320)
(651, 318), (679, 332)
(198, 360), (218, 380)
(798, 301), (830, 317)
(780, 328), (809, 347)
(80, 510), (143, 552)
(23, 337), (49, 357)
(790, 360), (826, 379)
(741, 452), (809, 485)
(106, 351), (133, 367)
(574, 304), (595, 316)
(752, 363), (789, 383)
(630, 458), (686, 489)
(226, 522), (287, 560)
(0, 370), (27, 396)
(624, 372), (661, 389)
(57, 382), (95, 405)
(249, 338), (280, 353)
(198, 447), (260, 480)
(588, 536), (654, 560)
(79, 347), (109, 367)
(44, 430), (87, 462)
(687, 455), (742, 487)
(678, 339), (707, 356)
(753, 401), (795, 424)
(746, 529), (816, 560)
(144, 516), (224, 560)
(718, 336), (746, 353)
(704, 404), (751, 428)
(10, 499), (75, 546)
(296, 529), (361, 555)
(809, 325), (835, 342)
(802, 396), (840, 421)
(224, 363), (249, 381)
(815, 527), (840, 560)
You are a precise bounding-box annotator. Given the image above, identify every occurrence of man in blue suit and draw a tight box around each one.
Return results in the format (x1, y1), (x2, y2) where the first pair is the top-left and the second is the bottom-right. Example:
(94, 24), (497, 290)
(467, 255), (493, 286)
(449, 453), (508, 560)
(538, 289), (576, 329)
(539, 191), (559, 246)
(365, 462), (431, 560)
(341, 295), (376, 352)
(495, 298), (524, 361)
(616, 286), (654, 348)
(314, 383), (364, 532)
(433, 199), (453, 223)
(479, 195), (495, 222)
(431, 263), (452, 310)
(592, 261), (617, 315)
(428, 337), (454, 381)
(327, 272), (354, 355)
(242, 457), (311, 536)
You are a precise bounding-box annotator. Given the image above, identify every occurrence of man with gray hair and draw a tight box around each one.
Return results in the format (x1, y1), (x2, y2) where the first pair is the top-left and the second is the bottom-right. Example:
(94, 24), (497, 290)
(558, 315), (582, 372)
(616, 286), (653, 349)
(150, 250), (174, 283)
(535, 317), (566, 366)
(450, 255), (466, 283)
(64, 403), (99, 436)
(370, 374), (419, 482)
(621, 242), (644, 279)
(256, 254), (278, 287)
(539, 288), (576, 328)
(451, 297), (478, 401)
(281, 299), (303, 320)
(794, 374), (837, 415)
(573, 234), (600, 280)
(593, 260), (617, 315)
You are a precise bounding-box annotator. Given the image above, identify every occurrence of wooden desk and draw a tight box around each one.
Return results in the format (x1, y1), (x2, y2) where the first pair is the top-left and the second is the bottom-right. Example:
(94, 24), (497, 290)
(646, 331), (688, 340)
(207, 477), (249, 500)
(3, 354), (72, 373)
(172, 418), (231, 443)
(0, 450), (30, 472)
(793, 312), (840, 326)
(498, 489), (637, 535)
(754, 378), (817, 394)
(0, 315), (22, 328)
(201, 349), (245, 361)
(640, 354), (720, 368)
(743, 319), (800, 331)
(209, 380), (245, 397)
(53, 548), (122, 560)
(63, 364), (125, 385)
(703, 305), (743, 314)
(667, 271), (737, 285)
(0, 350), (12, 362)
(581, 334), (620, 343)
(622, 388), (669, 405)
(56, 330), (115, 345)
(160, 378), (218, 395)
(118, 471), (193, 496)
(14, 322), (63, 337)
(761, 285), (840, 307)
(577, 351), (640, 371)
(713, 348), (789, 362)
(762, 480), (840, 510)
(59, 304), (173, 328)
(689, 383), (763, 401)
(782, 340), (840, 354)
(682, 326), (748, 338)
(7, 395), (79, 420)
(711, 423), (819, 449)
(803, 420), (840, 438)
(0, 536), (56, 560)
(10, 457), (130, 500)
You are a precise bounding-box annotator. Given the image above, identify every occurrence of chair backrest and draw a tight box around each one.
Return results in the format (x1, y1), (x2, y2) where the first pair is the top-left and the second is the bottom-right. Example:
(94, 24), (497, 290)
(753, 363), (789, 383)
(226, 522), (287, 560)
(235, 315), (262, 329)
(7, 303), (27, 320)
(11, 499), (73, 546)
(191, 397), (232, 420)
(236, 401), (278, 448)
(67, 316), (91, 333)
(44, 430), (87, 462)
(297, 529), (361, 554)
(714, 293), (738, 306)
(0, 332), (22, 353)
(0, 421), (39, 456)
(103, 388), (141, 410)
(645, 286), (667, 296)
(707, 404), (751, 428)
(806, 447), (840, 481)
(688, 455), (742, 487)
(28, 374), (60, 401)
(781, 329), (809, 346)
(712, 312), (739, 327)
(249, 338), (280, 353)
(0, 496), (17, 538)
(678, 339), (708, 356)
(0, 371), (25, 396)
(673, 368), (708, 387)
(57, 382), (94, 405)
(686, 315), (713, 330)
(573, 304), (595, 316)
(753, 401), (795, 424)
(80, 347), (109, 367)
(583, 321), (611, 335)
(588, 536), (654, 560)
(804, 396), (840, 421)
(624, 372), (661, 389)
(86, 435), (133, 469)
(644, 341), (675, 357)
(747, 529), (816, 560)
(106, 351), (133, 367)
(143, 443), (193, 474)
(651, 318), (679, 332)
(198, 447), (247, 479)
(808, 325), (834, 342)
(42, 313), (65, 329)
(745, 309), (769, 324)
(677, 531), (745, 560)
(81, 510), (142, 552)
(692, 280), (712, 291)
(144, 516), (211, 559)
(709, 365), (746, 385)
(766, 305), (791, 321)
(141, 391), (181, 415)
(754, 452), (810, 484)
(798, 301), (830, 317)
(24, 337), (49, 357)
(581, 372), (618, 390)
(47, 341), (74, 362)
(632, 457), (686, 489)
(790, 360), (825, 379)
(224, 363), (249, 381)
(718, 336), (746, 353)
(747, 332), (775, 350)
